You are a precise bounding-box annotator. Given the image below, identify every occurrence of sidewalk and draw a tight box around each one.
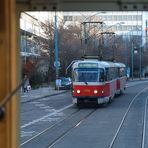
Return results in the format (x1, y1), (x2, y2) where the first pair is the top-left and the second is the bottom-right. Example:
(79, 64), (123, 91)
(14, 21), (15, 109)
(21, 86), (68, 103)
(127, 77), (148, 82)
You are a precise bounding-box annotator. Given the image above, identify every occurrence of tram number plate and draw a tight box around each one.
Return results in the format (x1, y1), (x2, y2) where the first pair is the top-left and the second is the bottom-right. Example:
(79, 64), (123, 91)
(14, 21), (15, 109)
(84, 89), (90, 92)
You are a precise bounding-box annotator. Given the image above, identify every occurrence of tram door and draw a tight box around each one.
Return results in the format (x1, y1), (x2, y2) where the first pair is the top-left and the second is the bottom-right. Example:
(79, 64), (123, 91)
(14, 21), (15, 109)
(0, 0), (18, 148)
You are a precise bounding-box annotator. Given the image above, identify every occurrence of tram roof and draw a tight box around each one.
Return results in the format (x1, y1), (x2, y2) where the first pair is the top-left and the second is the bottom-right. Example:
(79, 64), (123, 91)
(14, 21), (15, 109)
(115, 62), (126, 68)
(72, 60), (126, 69)
(72, 59), (105, 69)
(100, 61), (115, 67)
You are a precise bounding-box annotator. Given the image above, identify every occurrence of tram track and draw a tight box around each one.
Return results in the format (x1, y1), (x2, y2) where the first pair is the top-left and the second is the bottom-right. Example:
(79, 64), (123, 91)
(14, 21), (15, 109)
(108, 86), (148, 148)
(47, 108), (97, 148)
(141, 95), (148, 148)
(20, 107), (97, 147)
(20, 108), (80, 147)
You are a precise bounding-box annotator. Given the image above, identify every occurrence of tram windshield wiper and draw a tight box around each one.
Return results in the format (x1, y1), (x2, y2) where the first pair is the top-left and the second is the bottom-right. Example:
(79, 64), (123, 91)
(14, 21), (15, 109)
(85, 81), (88, 85)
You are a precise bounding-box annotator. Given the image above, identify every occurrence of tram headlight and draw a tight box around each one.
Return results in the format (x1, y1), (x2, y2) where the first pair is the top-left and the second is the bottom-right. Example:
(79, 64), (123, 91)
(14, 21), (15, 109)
(94, 90), (98, 94)
(77, 90), (81, 94)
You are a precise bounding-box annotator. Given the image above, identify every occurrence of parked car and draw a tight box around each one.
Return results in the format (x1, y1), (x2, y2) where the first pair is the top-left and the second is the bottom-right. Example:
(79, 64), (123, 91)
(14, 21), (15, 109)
(56, 77), (72, 90)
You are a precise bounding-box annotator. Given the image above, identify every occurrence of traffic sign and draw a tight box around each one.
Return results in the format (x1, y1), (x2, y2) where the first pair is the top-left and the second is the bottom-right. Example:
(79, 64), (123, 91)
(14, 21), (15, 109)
(54, 61), (60, 67)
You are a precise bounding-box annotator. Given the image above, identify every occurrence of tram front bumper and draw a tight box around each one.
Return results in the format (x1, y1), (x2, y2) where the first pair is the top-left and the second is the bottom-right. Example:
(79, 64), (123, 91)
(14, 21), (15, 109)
(73, 96), (110, 104)
(97, 97), (110, 104)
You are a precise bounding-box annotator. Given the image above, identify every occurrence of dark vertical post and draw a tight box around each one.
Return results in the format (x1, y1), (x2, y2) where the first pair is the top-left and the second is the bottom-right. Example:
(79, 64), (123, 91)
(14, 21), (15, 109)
(139, 47), (141, 79)
(131, 42), (134, 80)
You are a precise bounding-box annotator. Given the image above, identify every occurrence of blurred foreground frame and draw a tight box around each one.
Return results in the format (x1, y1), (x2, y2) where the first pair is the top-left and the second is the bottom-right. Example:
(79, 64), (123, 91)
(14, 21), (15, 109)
(0, 0), (147, 148)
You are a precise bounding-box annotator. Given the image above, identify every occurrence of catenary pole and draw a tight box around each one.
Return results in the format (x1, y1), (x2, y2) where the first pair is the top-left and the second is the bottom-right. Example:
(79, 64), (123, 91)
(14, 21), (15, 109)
(54, 12), (59, 79)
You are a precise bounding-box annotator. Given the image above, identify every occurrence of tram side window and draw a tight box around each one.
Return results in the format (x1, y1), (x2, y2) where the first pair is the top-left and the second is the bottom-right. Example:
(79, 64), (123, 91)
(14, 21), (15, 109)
(108, 67), (116, 80)
(119, 67), (126, 77)
(99, 69), (105, 82)
(73, 69), (78, 81)
(115, 67), (118, 79)
(105, 68), (109, 81)
(72, 71), (75, 81)
(117, 68), (120, 78)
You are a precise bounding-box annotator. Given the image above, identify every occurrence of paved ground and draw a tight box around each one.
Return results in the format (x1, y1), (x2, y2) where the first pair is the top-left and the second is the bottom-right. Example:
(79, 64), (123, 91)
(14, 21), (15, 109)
(20, 80), (148, 148)
(21, 86), (68, 103)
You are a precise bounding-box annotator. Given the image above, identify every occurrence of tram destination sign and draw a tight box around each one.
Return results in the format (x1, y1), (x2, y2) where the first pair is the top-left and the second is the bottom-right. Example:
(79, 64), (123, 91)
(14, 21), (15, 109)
(78, 63), (98, 68)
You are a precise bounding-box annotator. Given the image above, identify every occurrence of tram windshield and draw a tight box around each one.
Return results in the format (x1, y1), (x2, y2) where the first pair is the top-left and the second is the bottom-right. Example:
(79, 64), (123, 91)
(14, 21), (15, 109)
(73, 68), (104, 82)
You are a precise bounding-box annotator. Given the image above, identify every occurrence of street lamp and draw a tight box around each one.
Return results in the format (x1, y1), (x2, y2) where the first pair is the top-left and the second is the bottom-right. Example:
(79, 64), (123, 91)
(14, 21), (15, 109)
(131, 43), (134, 80)
(81, 21), (124, 60)
(80, 12), (106, 56)
(128, 26), (143, 80)
(139, 46), (142, 79)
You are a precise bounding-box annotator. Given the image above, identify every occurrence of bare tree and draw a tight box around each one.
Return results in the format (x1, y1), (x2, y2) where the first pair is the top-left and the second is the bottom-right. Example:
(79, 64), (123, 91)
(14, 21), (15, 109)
(32, 17), (83, 82)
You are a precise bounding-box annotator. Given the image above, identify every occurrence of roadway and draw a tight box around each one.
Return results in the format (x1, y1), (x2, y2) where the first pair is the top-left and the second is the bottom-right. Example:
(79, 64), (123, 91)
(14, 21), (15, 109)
(20, 79), (148, 148)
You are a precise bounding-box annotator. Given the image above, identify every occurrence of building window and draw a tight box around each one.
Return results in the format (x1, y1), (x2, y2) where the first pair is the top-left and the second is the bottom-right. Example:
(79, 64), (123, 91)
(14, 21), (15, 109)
(132, 26), (137, 30)
(112, 15), (117, 21)
(128, 15), (132, 21)
(64, 16), (73, 21)
(122, 26), (127, 31)
(138, 15), (142, 21)
(122, 15), (127, 21)
(132, 15), (137, 21)
(116, 15), (122, 21)
(102, 16), (107, 21)
(127, 26), (132, 30)
(73, 16), (78, 21)
(107, 15), (112, 21)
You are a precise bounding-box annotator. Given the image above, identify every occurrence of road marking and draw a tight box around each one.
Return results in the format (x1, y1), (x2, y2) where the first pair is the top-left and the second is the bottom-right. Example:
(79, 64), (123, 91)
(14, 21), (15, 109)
(34, 103), (45, 107)
(21, 104), (73, 129)
(21, 131), (36, 137)
(42, 117), (60, 122)
(32, 102), (54, 112)
(40, 106), (52, 109)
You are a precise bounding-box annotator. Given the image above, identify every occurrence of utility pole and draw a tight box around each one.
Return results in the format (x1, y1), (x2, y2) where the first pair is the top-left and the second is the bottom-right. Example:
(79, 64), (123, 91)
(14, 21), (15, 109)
(99, 22), (104, 60)
(131, 42), (134, 80)
(83, 22), (87, 56)
(101, 31), (115, 61)
(54, 12), (59, 79)
(24, 18), (27, 64)
(139, 46), (142, 79)
(82, 21), (104, 59)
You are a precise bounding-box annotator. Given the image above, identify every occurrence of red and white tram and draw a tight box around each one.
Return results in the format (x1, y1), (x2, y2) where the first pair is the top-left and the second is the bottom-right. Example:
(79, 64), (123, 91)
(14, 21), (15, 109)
(71, 59), (126, 106)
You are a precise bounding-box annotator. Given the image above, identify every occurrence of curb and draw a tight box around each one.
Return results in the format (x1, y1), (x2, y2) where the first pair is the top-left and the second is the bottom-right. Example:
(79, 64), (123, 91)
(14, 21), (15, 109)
(21, 90), (69, 104)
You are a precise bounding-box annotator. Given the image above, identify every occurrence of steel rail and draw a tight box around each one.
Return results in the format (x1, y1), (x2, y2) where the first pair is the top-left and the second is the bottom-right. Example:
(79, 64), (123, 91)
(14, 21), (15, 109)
(141, 95), (148, 148)
(21, 80), (148, 147)
(20, 107), (80, 146)
(108, 86), (148, 148)
(48, 109), (96, 148)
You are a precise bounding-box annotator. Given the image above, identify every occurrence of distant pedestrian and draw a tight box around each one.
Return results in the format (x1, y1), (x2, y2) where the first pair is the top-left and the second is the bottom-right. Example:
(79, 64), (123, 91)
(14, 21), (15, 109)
(56, 78), (61, 90)
(23, 75), (30, 92)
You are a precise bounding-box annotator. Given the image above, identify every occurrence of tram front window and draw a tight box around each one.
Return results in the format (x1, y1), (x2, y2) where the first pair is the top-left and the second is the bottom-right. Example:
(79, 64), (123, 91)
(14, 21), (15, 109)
(74, 68), (104, 82)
